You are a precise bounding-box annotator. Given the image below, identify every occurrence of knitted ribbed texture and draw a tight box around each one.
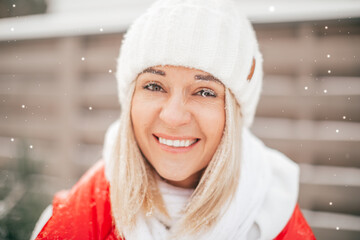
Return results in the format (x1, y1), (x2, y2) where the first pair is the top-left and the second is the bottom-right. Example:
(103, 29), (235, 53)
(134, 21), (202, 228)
(116, 0), (263, 127)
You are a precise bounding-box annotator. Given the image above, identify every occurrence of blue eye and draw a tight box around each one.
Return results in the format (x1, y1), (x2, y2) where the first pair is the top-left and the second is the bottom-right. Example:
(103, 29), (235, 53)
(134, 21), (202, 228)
(196, 89), (216, 97)
(143, 82), (164, 92)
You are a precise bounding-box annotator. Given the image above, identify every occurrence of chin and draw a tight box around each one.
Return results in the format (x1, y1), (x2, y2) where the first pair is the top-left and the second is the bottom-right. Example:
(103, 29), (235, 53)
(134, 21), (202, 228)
(154, 166), (199, 188)
(157, 168), (189, 182)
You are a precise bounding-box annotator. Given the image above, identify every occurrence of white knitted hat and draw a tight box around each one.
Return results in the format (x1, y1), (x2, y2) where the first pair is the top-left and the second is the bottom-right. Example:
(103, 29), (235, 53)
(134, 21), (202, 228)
(116, 0), (263, 127)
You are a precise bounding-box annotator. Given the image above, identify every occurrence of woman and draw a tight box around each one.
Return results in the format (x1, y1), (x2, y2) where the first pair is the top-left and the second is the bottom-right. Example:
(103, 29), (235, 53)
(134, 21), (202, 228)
(34, 0), (315, 239)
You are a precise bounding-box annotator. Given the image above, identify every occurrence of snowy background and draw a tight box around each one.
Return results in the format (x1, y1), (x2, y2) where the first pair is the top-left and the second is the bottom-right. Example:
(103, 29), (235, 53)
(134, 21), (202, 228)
(0, 0), (360, 239)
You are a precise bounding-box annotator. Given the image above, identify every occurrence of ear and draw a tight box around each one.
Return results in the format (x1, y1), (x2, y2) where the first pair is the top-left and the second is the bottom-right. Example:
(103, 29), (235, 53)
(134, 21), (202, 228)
(247, 58), (256, 81)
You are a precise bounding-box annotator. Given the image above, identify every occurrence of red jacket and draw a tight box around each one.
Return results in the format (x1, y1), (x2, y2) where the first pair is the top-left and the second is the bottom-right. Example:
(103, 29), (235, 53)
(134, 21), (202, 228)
(36, 161), (315, 240)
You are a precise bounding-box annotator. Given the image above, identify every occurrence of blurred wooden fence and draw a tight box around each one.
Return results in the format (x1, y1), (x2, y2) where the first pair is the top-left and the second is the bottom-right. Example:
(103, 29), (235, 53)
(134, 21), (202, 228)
(253, 19), (360, 239)
(0, 18), (359, 239)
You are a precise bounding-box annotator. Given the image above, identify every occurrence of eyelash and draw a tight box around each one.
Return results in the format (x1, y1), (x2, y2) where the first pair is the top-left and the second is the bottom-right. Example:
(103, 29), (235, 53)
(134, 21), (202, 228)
(143, 82), (217, 98)
(196, 89), (217, 98)
(143, 82), (164, 92)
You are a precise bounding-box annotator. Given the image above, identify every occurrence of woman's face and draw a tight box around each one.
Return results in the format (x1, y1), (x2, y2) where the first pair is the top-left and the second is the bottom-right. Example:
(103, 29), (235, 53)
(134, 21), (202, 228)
(131, 65), (225, 188)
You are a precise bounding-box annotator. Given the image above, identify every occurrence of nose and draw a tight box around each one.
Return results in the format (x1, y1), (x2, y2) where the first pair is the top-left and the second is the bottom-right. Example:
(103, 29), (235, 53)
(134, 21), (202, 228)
(159, 93), (191, 128)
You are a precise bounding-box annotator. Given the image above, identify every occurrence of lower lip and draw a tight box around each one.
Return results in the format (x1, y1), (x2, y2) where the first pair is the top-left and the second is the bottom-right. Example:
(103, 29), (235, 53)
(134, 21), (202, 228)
(153, 135), (199, 154)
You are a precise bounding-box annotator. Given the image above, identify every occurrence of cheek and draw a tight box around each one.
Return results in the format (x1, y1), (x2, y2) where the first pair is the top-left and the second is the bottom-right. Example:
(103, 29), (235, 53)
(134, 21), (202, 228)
(131, 92), (162, 138)
(131, 95), (142, 132)
(131, 93), (150, 137)
(194, 101), (225, 143)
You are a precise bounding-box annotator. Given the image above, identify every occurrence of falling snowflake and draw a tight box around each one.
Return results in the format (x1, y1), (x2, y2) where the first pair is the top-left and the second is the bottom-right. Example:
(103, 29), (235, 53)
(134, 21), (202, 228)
(146, 211), (152, 217)
(108, 69), (112, 73)
(329, 202), (333, 205)
(328, 70), (331, 74)
(29, 145), (33, 149)
(99, 28), (104, 32)
(12, 4), (16, 7)
(10, 27), (14, 32)
(268, 6), (275, 12)
(81, 57), (85, 61)
(325, 26), (328, 29)
(10, 138), (14, 142)
(326, 54), (331, 58)
(336, 227), (340, 230)
(304, 86), (308, 90)
(323, 89), (327, 93)
(21, 104), (25, 108)
(343, 116), (346, 119)
(89, 106), (93, 110)
(336, 129), (339, 133)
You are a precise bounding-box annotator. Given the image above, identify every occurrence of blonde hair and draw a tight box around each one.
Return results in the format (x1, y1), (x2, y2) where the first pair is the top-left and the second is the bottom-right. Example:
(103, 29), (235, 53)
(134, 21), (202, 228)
(109, 84), (242, 237)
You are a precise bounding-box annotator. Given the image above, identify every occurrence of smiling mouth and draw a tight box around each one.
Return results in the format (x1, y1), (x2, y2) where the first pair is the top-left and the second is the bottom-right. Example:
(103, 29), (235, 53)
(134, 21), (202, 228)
(153, 134), (200, 148)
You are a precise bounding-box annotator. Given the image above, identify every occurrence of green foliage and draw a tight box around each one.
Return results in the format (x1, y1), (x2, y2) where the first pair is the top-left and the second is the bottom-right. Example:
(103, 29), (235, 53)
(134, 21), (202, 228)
(0, 139), (51, 240)
(0, 191), (51, 240)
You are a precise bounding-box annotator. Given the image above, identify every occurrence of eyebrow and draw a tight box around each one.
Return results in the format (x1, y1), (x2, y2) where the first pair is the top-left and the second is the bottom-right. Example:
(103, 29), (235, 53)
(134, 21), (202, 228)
(141, 67), (166, 76)
(194, 74), (222, 84)
(140, 67), (222, 84)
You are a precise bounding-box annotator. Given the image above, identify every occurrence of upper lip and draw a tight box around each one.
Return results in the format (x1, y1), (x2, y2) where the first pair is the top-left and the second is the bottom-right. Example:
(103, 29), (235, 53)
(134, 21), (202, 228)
(153, 133), (199, 140)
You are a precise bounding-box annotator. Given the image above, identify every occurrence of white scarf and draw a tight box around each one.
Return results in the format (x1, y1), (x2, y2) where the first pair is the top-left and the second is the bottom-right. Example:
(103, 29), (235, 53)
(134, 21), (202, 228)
(103, 122), (299, 240)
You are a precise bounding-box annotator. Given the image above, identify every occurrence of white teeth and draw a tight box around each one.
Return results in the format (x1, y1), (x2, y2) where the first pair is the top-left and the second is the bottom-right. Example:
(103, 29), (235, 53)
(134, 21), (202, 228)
(158, 137), (197, 147)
